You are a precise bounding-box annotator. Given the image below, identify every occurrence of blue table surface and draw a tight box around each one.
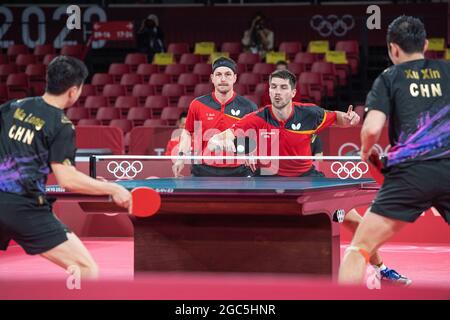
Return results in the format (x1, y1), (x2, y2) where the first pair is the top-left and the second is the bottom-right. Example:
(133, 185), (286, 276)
(114, 177), (374, 192)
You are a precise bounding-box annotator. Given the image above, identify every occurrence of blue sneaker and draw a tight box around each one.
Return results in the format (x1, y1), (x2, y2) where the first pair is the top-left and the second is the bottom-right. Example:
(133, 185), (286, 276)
(380, 267), (412, 286)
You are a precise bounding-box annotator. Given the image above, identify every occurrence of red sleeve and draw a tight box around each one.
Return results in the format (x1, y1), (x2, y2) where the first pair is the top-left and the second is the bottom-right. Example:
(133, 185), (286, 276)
(296, 103), (337, 133)
(315, 111), (337, 133)
(231, 111), (261, 136)
(185, 101), (197, 134)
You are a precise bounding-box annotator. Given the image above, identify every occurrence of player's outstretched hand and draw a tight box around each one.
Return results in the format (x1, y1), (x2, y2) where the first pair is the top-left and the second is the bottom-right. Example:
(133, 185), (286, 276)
(111, 184), (131, 209)
(172, 159), (184, 178)
(244, 158), (257, 172)
(207, 133), (236, 153)
(207, 134), (222, 152)
(344, 105), (360, 126)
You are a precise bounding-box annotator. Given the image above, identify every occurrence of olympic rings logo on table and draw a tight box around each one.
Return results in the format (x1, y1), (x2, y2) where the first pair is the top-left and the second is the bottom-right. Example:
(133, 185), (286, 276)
(310, 14), (355, 37)
(331, 161), (368, 180)
(107, 161), (143, 179)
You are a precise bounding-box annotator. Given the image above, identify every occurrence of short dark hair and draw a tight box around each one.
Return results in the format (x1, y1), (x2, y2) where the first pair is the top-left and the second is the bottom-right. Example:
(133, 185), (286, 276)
(386, 15), (427, 54)
(46, 55), (89, 95)
(269, 69), (296, 89)
(179, 111), (188, 119)
(275, 60), (288, 67)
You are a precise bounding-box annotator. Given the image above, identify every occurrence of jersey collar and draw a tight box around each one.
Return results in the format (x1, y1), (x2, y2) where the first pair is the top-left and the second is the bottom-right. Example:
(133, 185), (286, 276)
(269, 103), (295, 127)
(212, 91), (237, 107)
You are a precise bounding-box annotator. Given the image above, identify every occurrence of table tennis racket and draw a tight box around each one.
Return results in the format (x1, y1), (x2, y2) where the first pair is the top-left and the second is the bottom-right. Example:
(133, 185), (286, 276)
(234, 136), (257, 154)
(366, 150), (385, 184)
(129, 187), (161, 217)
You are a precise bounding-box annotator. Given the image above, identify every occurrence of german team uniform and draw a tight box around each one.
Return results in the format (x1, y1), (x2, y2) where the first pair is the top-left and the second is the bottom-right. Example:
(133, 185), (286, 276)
(186, 91), (257, 176)
(232, 102), (337, 177)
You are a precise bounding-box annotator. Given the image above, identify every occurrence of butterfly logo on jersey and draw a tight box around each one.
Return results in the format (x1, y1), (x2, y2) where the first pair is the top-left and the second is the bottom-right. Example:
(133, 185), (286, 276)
(291, 123), (301, 130)
(231, 109), (241, 117)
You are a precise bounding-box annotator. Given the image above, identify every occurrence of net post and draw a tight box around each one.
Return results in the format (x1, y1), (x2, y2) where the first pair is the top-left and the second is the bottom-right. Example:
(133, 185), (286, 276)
(89, 155), (97, 178)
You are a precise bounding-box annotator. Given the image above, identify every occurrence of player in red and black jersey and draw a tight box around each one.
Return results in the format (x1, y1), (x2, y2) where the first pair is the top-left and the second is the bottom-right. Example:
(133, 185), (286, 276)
(172, 57), (258, 177)
(208, 69), (358, 176)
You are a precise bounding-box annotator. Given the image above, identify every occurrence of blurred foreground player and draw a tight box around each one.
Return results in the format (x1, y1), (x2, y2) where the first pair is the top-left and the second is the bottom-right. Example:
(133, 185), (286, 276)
(339, 16), (450, 285)
(0, 56), (131, 279)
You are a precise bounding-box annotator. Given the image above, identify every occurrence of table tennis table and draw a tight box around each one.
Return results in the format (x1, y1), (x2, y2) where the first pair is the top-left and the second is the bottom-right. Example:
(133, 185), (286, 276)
(47, 177), (378, 279)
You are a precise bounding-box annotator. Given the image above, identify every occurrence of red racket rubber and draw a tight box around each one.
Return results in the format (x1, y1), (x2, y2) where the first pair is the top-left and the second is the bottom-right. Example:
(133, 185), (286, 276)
(367, 151), (385, 185)
(129, 187), (161, 217)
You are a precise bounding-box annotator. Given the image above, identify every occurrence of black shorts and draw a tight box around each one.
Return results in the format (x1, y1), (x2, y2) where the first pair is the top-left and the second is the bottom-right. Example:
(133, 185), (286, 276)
(371, 158), (450, 224)
(0, 192), (71, 255)
(191, 164), (256, 177)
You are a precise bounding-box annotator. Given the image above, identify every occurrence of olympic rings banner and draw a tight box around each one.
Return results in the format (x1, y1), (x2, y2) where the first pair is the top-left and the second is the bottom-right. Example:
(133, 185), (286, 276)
(107, 160), (143, 179)
(310, 14), (355, 38)
(320, 125), (390, 158)
(330, 161), (368, 180)
(0, 3), (447, 49)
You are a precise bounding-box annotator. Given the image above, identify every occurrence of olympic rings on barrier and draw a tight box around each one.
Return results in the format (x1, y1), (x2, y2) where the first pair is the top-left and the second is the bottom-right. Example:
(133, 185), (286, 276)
(331, 161), (368, 179)
(107, 161), (143, 179)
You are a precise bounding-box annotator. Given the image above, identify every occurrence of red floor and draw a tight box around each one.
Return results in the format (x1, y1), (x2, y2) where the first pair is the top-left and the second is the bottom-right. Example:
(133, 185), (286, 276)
(0, 239), (449, 298)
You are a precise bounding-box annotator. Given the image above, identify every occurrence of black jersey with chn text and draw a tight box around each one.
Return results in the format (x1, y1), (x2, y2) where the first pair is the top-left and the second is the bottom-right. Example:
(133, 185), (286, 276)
(365, 59), (450, 167)
(0, 97), (76, 198)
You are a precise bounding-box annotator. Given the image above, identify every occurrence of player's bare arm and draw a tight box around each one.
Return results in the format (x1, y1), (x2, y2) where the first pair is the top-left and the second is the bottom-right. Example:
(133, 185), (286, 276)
(51, 162), (131, 208)
(360, 110), (387, 161)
